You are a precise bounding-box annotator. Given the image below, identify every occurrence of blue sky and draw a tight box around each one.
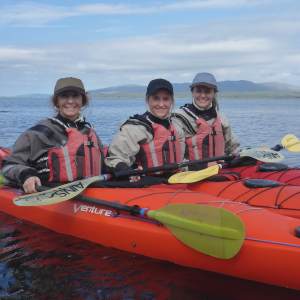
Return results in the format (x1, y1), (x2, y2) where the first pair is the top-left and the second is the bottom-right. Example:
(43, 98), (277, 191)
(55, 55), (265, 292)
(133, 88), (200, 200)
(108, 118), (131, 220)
(0, 0), (300, 96)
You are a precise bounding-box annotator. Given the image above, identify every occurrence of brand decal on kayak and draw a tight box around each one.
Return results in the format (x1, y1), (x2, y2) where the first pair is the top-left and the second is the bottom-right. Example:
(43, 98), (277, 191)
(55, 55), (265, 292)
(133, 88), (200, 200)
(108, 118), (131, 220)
(74, 203), (112, 216)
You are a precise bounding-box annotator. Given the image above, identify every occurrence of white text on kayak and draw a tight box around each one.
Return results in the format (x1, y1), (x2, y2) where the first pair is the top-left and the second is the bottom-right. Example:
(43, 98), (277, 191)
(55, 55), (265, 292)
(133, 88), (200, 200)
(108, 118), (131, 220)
(74, 203), (112, 216)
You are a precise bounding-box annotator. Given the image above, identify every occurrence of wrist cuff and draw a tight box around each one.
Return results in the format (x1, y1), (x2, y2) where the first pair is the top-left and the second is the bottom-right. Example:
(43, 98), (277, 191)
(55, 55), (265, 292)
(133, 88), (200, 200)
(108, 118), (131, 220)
(20, 168), (39, 184)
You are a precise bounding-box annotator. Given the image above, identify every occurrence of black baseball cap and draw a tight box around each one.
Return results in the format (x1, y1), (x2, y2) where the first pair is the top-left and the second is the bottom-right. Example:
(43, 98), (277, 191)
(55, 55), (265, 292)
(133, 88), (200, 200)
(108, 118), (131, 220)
(146, 78), (174, 96)
(54, 77), (85, 95)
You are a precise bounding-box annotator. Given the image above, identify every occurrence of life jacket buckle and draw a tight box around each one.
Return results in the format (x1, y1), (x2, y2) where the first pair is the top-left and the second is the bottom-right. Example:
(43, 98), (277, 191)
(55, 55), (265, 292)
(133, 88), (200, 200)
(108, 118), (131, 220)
(209, 130), (218, 135)
(168, 136), (177, 141)
(84, 141), (95, 147)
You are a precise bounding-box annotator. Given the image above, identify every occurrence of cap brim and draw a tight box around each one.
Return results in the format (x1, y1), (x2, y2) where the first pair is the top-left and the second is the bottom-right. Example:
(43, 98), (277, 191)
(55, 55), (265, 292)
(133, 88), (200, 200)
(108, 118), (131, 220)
(55, 86), (85, 95)
(147, 86), (173, 96)
(190, 82), (216, 89)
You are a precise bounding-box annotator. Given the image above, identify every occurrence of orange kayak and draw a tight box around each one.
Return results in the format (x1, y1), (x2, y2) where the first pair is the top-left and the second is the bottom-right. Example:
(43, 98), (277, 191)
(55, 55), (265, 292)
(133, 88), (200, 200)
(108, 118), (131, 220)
(1, 184), (300, 290)
(220, 162), (300, 185)
(188, 179), (300, 219)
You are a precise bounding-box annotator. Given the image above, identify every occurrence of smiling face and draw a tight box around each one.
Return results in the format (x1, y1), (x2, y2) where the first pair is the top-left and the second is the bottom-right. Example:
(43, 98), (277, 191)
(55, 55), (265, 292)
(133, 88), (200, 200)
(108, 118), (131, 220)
(192, 85), (216, 110)
(57, 90), (83, 121)
(146, 88), (173, 118)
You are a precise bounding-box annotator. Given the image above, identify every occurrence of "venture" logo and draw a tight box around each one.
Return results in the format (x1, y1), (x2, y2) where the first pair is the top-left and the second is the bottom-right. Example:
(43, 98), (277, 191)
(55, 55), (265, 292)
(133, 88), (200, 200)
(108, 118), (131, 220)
(74, 203), (112, 216)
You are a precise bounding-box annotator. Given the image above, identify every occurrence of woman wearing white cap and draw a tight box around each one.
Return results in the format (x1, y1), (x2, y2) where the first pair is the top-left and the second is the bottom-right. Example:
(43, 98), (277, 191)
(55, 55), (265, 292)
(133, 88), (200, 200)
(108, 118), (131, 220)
(2, 77), (105, 193)
(173, 72), (241, 170)
(105, 78), (185, 182)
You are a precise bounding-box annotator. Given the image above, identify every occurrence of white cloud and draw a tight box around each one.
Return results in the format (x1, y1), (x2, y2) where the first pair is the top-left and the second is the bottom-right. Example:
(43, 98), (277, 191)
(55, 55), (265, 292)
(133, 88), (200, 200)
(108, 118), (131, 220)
(0, 0), (284, 26)
(75, 0), (270, 15)
(0, 2), (78, 26)
(0, 1), (300, 95)
(0, 32), (284, 94)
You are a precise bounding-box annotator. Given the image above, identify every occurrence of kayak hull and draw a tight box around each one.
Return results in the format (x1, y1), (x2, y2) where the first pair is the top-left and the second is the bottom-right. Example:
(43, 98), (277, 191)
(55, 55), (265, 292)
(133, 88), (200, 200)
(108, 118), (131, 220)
(1, 185), (300, 290)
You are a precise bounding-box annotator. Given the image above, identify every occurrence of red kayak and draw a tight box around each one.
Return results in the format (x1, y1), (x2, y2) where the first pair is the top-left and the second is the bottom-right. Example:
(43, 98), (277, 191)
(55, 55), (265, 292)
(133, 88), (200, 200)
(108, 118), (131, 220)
(1, 184), (300, 290)
(220, 162), (300, 185)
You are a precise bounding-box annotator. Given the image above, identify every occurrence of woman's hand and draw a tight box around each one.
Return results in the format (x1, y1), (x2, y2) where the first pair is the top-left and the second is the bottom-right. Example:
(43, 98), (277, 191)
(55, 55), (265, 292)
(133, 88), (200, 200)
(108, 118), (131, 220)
(130, 166), (143, 182)
(23, 176), (41, 194)
(207, 160), (225, 168)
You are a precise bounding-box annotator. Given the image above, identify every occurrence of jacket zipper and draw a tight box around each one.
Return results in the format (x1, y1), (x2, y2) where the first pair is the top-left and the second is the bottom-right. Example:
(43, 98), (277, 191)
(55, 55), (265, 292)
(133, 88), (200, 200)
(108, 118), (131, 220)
(212, 126), (216, 157)
(88, 136), (93, 176)
(171, 131), (177, 163)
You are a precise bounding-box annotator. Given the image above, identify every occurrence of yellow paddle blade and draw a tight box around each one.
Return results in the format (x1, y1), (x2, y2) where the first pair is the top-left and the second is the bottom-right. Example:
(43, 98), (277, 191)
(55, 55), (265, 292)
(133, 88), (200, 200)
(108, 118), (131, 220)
(282, 134), (300, 152)
(0, 173), (6, 185)
(13, 176), (105, 206)
(168, 171), (195, 184)
(147, 203), (245, 259)
(168, 165), (219, 184)
(0, 173), (7, 188)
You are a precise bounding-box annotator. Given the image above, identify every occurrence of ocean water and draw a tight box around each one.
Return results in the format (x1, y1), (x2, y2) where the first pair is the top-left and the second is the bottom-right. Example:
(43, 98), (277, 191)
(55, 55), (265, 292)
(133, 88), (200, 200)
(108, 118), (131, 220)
(1, 97), (300, 166)
(0, 97), (300, 299)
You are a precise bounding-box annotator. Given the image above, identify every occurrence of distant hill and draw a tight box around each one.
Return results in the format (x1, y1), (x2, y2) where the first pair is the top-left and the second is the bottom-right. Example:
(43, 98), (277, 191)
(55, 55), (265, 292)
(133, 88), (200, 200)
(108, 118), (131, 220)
(4, 80), (300, 98)
(89, 84), (146, 94)
(88, 80), (300, 94)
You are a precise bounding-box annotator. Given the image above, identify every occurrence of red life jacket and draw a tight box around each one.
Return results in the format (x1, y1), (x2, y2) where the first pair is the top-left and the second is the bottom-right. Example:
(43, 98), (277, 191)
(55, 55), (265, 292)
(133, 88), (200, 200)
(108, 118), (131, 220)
(183, 107), (225, 160)
(48, 128), (101, 183)
(137, 122), (182, 175)
(34, 118), (101, 183)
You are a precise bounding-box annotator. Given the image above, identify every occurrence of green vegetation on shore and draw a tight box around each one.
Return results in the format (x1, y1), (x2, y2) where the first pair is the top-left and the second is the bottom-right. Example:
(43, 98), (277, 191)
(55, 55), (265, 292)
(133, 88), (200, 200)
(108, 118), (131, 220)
(2, 91), (300, 100)
(218, 91), (300, 99)
(88, 91), (300, 99)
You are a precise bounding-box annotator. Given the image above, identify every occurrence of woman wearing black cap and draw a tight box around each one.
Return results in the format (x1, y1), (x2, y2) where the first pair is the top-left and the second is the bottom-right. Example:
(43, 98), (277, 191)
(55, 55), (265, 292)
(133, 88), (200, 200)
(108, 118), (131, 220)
(173, 72), (241, 170)
(2, 77), (105, 193)
(105, 78), (185, 181)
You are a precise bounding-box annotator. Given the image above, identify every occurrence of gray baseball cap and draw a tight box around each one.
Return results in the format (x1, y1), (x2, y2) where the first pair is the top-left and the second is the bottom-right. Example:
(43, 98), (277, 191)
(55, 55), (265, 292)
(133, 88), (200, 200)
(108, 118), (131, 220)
(54, 77), (85, 95)
(190, 73), (217, 89)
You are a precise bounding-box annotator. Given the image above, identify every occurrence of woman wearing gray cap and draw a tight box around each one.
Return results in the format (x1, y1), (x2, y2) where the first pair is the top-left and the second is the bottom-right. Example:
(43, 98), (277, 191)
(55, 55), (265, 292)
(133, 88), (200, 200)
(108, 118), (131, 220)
(105, 78), (185, 182)
(2, 77), (104, 193)
(173, 72), (241, 170)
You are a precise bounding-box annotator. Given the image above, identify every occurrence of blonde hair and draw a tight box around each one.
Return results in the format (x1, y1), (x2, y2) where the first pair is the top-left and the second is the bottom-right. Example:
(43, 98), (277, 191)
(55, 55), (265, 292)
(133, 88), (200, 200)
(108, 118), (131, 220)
(213, 95), (219, 111)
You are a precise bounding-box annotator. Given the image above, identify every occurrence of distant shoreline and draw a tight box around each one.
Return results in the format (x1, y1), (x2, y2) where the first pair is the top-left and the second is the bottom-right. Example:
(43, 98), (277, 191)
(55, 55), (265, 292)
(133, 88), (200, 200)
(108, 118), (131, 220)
(2, 91), (300, 100)
(88, 91), (300, 99)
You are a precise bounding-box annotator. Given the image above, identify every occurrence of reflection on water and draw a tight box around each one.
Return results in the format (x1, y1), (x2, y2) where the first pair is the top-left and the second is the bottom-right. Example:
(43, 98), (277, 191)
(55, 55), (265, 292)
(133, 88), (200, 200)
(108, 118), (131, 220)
(1, 211), (300, 299)
(1, 98), (300, 298)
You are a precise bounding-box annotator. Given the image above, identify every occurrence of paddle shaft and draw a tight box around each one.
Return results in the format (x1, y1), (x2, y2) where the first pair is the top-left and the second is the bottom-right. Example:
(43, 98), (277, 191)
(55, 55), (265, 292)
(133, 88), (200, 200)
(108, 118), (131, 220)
(113, 153), (237, 178)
